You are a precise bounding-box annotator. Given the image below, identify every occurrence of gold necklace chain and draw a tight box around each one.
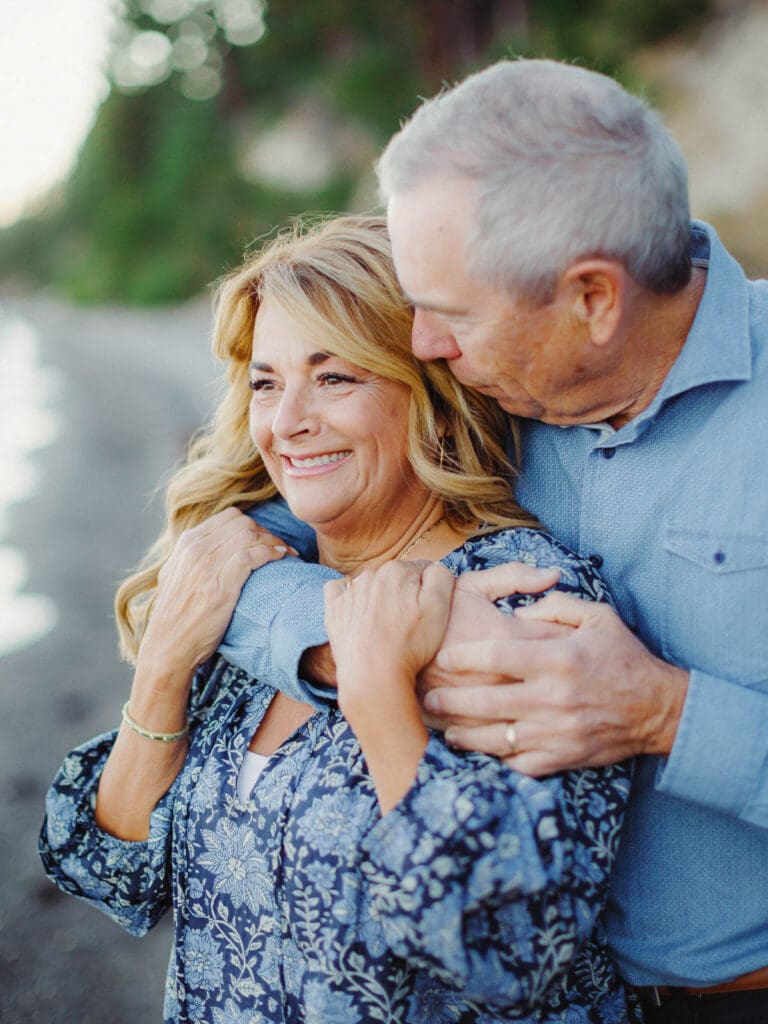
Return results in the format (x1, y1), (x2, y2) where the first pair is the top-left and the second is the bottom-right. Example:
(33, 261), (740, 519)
(397, 517), (446, 560)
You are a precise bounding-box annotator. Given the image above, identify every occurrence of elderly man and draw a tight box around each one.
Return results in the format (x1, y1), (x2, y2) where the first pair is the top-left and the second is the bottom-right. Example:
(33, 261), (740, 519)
(220, 60), (767, 1024)
(375, 59), (768, 1024)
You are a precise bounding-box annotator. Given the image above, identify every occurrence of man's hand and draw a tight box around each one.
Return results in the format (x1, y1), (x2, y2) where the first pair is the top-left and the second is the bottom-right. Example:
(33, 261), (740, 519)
(425, 590), (689, 776)
(417, 562), (567, 726)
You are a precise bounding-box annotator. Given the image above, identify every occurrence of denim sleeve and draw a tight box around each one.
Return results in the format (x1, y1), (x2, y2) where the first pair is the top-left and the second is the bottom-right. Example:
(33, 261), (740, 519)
(247, 496), (318, 562)
(218, 498), (336, 705)
(656, 671), (768, 827)
(218, 557), (340, 705)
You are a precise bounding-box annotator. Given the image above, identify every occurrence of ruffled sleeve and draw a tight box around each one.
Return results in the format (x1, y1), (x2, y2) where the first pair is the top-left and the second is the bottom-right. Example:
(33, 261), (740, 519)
(39, 730), (177, 937)
(361, 735), (631, 1013)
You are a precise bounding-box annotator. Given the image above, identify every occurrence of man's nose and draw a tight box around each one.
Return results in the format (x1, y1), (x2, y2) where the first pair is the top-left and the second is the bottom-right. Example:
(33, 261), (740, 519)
(411, 309), (461, 361)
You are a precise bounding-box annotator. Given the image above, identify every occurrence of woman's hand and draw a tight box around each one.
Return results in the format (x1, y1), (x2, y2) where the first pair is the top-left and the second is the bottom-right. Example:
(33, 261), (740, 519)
(324, 560), (456, 699)
(324, 561), (455, 815)
(97, 508), (292, 840)
(139, 508), (292, 679)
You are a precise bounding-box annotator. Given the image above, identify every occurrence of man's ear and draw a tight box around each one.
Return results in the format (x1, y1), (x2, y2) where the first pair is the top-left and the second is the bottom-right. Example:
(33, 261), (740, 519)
(561, 259), (624, 347)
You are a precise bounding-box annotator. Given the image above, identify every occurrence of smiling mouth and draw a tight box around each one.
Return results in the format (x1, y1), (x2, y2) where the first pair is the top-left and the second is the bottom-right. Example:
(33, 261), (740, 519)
(285, 450), (352, 469)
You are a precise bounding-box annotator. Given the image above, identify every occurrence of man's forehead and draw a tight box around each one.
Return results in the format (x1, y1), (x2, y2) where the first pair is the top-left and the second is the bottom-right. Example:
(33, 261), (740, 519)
(387, 190), (471, 285)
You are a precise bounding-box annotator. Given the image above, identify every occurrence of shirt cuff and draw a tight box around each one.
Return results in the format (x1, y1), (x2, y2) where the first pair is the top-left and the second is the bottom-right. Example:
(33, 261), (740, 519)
(656, 670), (768, 822)
(268, 573), (339, 705)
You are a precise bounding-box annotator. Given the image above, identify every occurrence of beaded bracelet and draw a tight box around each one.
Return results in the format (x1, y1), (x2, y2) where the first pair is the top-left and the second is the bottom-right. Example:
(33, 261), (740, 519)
(121, 701), (190, 742)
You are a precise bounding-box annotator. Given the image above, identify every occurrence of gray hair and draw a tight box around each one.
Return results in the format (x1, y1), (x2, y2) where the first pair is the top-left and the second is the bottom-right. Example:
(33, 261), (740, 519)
(377, 59), (692, 304)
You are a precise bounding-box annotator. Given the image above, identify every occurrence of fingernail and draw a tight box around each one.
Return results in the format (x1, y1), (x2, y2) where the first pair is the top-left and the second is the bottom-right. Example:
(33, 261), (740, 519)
(445, 728), (457, 745)
(274, 545), (287, 553)
(423, 691), (441, 712)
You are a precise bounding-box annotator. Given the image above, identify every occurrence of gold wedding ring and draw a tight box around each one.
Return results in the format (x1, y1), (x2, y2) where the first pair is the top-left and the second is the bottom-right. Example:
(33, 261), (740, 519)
(505, 722), (518, 755)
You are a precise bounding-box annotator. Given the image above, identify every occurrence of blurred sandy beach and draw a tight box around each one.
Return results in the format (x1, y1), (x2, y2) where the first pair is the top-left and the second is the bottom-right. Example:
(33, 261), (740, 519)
(0, 294), (216, 1023)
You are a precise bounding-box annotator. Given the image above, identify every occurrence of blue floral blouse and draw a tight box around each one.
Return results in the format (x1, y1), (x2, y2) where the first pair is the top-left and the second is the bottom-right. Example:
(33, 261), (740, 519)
(40, 528), (638, 1024)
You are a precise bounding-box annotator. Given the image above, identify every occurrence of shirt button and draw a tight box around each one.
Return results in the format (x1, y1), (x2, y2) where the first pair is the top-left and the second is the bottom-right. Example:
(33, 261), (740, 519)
(602, 448), (616, 459)
(588, 554), (603, 569)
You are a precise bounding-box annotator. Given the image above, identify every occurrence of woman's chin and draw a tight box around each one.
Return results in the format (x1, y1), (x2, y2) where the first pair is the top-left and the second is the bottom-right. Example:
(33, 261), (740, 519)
(283, 498), (346, 532)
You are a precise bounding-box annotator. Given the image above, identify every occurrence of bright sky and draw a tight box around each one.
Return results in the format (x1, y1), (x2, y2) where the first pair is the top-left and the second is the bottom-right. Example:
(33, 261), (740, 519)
(0, 0), (114, 226)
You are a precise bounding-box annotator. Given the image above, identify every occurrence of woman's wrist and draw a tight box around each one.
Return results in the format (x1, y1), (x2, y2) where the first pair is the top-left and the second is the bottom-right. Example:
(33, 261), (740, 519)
(127, 662), (195, 734)
(356, 707), (429, 815)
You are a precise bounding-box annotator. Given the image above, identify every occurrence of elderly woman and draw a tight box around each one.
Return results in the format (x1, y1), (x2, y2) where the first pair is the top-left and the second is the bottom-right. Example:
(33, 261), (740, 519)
(40, 217), (635, 1024)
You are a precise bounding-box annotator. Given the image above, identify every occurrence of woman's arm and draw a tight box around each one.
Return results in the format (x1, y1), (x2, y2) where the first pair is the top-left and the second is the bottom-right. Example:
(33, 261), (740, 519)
(360, 741), (631, 1011)
(325, 535), (632, 1010)
(324, 561), (455, 813)
(40, 730), (176, 936)
(96, 508), (290, 840)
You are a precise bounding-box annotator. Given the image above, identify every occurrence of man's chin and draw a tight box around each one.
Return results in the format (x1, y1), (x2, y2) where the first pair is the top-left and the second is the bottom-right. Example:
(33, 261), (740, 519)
(496, 396), (545, 419)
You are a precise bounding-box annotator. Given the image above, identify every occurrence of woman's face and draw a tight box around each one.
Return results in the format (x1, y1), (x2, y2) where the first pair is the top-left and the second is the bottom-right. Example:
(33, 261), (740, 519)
(249, 297), (422, 536)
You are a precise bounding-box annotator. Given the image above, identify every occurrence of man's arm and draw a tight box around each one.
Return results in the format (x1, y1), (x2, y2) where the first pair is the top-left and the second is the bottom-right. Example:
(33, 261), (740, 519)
(424, 590), (768, 829)
(218, 498), (337, 703)
(223, 497), (560, 707)
(218, 555), (339, 704)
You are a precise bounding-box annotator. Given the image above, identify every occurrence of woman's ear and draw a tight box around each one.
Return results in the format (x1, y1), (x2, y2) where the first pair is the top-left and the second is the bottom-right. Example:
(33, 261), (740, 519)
(562, 259), (625, 347)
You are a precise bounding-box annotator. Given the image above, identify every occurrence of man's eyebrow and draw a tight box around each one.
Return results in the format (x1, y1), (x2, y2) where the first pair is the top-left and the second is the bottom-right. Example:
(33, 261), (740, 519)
(402, 293), (467, 317)
(249, 352), (331, 373)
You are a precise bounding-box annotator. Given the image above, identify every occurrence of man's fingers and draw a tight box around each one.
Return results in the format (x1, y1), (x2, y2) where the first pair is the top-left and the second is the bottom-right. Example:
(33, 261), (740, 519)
(502, 751), (563, 777)
(435, 639), (504, 674)
(457, 563), (560, 602)
(515, 591), (602, 627)
(423, 682), (533, 721)
(442, 720), (579, 778)
(435, 636), (558, 675)
(445, 720), (528, 758)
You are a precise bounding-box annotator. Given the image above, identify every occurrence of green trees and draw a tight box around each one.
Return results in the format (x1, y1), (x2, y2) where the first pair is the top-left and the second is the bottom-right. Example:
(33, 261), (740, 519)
(0, 1), (714, 304)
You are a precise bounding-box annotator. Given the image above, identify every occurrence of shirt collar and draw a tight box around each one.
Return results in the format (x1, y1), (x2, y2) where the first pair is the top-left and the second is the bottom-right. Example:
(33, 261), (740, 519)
(647, 220), (752, 410)
(560, 222), (753, 444)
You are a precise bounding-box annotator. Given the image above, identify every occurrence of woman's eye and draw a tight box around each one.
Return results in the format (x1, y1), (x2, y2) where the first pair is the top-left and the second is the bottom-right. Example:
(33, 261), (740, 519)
(248, 379), (275, 392)
(318, 373), (355, 386)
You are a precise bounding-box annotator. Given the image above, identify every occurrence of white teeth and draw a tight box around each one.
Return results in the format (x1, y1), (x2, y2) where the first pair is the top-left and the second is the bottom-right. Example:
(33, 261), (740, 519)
(289, 451), (351, 468)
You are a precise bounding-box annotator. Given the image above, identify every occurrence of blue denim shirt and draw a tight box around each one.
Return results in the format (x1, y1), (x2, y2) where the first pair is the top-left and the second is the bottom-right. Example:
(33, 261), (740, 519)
(514, 222), (768, 986)
(221, 222), (768, 987)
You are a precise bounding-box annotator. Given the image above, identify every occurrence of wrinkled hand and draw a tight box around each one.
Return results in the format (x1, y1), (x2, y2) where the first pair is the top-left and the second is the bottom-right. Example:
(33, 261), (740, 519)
(324, 560), (456, 712)
(427, 591), (689, 776)
(140, 508), (293, 675)
(418, 563), (569, 727)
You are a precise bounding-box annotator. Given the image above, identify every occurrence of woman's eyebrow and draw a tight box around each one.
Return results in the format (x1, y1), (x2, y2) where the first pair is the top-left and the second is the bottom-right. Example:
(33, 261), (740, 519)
(250, 352), (331, 372)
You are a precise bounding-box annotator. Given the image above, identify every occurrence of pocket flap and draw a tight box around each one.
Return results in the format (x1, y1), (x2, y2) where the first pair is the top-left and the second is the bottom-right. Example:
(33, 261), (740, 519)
(663, 529), (768, 574)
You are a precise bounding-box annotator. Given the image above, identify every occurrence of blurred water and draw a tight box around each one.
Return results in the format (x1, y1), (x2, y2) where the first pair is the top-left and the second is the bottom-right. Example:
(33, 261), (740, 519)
(0, 293), (213, 1023)
(0, 310), (62, 657)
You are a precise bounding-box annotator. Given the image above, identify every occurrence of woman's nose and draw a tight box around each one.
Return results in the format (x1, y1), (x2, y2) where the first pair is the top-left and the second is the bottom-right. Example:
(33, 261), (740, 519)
(411, 309), (461, 361)
(271, 388), (318, 439)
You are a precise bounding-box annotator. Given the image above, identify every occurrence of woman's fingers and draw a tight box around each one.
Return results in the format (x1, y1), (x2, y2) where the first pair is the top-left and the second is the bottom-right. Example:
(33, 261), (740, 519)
(325, 561), (455, 683)
(145, 510), (296, 669)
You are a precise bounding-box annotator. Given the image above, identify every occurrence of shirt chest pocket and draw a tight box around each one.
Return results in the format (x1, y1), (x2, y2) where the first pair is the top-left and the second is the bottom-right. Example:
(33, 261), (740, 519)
(661, 529), (768, 686)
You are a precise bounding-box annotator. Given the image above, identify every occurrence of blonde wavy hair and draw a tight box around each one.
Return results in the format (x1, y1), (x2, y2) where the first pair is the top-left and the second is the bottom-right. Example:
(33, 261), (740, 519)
(115, 215), (537, 662)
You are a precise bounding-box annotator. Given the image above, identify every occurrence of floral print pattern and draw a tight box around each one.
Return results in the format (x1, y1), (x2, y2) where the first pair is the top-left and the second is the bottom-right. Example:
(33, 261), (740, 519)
(40, 528), (639, 1023)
